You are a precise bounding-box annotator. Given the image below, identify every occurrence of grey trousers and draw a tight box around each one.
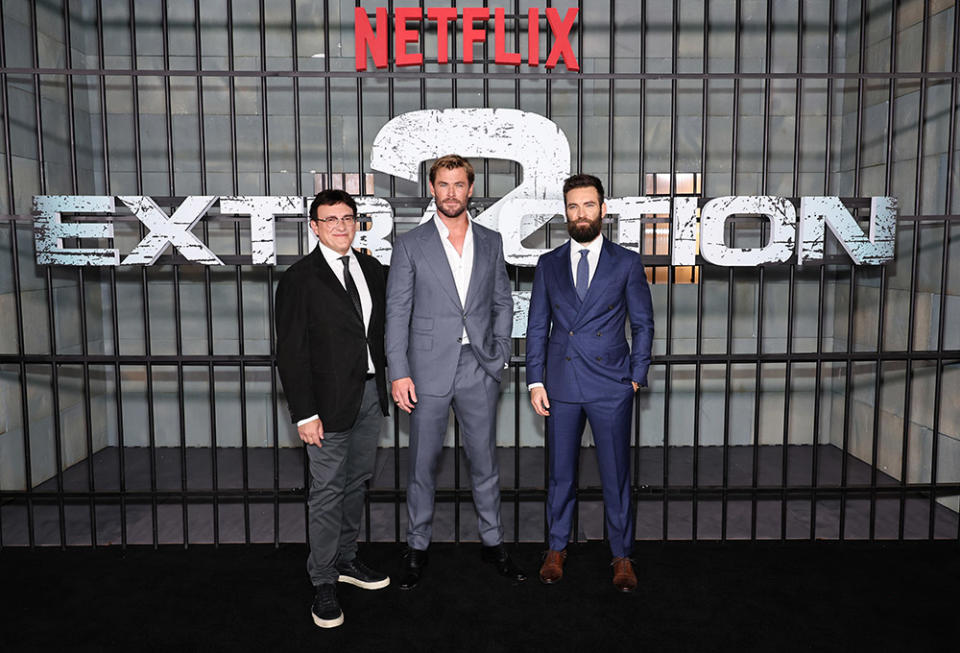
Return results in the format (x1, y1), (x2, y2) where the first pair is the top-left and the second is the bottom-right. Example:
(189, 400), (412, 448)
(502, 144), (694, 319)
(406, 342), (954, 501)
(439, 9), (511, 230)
(406, 345), (504, 550)
(306, 376), (382, 586)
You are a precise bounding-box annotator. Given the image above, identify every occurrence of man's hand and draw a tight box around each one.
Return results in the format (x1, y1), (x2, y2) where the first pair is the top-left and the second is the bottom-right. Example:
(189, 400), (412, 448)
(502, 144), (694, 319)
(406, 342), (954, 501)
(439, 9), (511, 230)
(298, 418), (324, 447)
(392, 377), (418, 413)
(530, 386), (551, 417)
(632, 381), (639, 393)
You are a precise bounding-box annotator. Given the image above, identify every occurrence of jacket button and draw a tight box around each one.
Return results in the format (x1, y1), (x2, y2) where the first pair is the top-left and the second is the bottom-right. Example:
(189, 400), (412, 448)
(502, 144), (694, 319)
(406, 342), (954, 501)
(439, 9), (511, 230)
(569, 330), (574, 335)
(608, 304), (614, 310)
(596, 356), (603, 361)
(596, 331), (602, 336)
(555, 303), (560, 308)
(565, 356), (571, 361)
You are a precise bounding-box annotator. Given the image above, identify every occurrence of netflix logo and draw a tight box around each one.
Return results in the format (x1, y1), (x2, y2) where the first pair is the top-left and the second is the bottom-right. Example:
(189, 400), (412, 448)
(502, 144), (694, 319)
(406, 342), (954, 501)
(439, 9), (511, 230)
(355, 7), (579, 71)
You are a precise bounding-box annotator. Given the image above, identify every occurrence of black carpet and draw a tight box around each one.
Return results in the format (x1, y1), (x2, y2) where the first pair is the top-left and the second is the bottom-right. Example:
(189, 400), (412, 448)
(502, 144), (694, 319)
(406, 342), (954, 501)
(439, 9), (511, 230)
(2, 541), (958, 652)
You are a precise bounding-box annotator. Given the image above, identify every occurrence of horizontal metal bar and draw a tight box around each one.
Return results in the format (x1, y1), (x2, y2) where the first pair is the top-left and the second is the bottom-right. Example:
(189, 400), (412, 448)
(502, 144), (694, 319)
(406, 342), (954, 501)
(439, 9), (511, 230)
(5, 483), (960, 502)
(1, 352), (956, 366)
(1, 66), (959, 81)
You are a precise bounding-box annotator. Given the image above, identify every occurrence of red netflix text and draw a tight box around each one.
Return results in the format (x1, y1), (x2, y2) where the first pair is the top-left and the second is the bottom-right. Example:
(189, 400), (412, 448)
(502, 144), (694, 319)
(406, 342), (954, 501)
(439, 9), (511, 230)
(355, 7), (579, 71)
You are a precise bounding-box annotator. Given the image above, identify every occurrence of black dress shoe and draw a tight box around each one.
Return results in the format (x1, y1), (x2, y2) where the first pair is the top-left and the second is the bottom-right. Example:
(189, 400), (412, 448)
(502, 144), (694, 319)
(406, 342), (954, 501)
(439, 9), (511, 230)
(481, 544), (527, 582)
(399, 547), (428, 590)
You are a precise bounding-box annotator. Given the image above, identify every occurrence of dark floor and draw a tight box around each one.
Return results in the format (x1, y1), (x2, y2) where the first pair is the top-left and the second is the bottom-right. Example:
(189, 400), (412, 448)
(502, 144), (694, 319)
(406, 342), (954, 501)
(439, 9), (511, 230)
(2, 541), (958, 652)
(2, 444), (957, 546)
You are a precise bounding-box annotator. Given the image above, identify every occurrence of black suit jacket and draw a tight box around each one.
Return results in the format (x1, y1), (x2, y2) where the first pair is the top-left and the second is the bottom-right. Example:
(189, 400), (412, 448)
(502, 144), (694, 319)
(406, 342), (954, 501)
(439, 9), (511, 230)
(275, 246), (389, 432)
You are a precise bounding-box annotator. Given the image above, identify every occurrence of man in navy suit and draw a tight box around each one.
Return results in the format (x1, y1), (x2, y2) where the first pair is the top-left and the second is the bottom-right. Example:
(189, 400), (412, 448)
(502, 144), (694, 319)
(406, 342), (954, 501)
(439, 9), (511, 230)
(525, 174), (654, 592)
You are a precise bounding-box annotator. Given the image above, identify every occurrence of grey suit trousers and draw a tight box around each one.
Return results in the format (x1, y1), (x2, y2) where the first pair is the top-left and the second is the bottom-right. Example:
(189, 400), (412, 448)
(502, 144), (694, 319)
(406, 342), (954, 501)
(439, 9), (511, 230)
(306, 376), (382, 586)
(406, 345), (504, 549)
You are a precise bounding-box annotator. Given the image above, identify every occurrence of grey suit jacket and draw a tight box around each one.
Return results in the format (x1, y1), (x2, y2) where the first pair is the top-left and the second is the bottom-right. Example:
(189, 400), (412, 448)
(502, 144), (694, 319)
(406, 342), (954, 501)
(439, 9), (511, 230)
(386, 218), (513, 397)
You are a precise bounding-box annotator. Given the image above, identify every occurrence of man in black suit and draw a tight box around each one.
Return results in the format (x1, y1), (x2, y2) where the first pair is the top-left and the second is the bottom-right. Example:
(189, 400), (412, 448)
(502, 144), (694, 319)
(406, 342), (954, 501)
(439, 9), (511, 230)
(275, 189), (390, 628)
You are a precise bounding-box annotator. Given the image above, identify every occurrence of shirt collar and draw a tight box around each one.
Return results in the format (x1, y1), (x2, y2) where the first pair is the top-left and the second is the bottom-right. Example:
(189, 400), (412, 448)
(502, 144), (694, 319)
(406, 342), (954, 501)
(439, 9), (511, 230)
(317, 239), (354, 266)
(433, 212), (473, 239)
(569, 233), (604, 256)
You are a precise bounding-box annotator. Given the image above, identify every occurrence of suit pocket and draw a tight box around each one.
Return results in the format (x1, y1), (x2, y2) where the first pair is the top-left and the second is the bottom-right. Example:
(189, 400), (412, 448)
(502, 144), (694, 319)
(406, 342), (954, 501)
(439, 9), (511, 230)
(411, 315), (434, 333)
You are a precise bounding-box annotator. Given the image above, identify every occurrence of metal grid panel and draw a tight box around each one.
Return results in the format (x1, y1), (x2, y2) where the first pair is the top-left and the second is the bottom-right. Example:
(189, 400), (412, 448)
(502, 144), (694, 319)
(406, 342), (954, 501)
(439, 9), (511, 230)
(0, 0), (958, 548)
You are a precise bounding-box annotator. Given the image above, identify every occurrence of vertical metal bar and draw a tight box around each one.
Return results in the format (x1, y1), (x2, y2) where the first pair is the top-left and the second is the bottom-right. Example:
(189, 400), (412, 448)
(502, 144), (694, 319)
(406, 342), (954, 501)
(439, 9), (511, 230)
(810, 0), (836, 540)
(289, 0), (304, 257)
(61, 0), (98, 547)
(748, 0), (774, 543)
(159, 0), (189, 548)
(908, 0), (941, 541)
(721, 0), (743, 542)
(659, 0), (680, 541)
(258, 0), (277, 547)
(94, 0), (127, 548)
(869, 0), (900, 542)
(225, 0), (251, 545)
(782, 0), (805, 542)
(694, 0), (710, 542)
(194, 0), (220, 547)
(29, 0), (67, 549)
(126, 0), (159, 549)
(898, 0), (929, 541)
(838, 0), (869, 542)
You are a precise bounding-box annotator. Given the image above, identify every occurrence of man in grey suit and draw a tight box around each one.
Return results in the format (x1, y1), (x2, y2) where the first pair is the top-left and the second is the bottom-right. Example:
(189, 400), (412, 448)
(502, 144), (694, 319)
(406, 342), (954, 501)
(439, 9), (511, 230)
(386, 154), (526, 589)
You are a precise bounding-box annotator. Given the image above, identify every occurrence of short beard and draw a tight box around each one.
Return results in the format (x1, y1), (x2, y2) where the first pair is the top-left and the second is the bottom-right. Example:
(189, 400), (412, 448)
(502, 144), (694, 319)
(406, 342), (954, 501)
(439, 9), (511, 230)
(436, 199), (466, 219)
(567, 218), (602, 243)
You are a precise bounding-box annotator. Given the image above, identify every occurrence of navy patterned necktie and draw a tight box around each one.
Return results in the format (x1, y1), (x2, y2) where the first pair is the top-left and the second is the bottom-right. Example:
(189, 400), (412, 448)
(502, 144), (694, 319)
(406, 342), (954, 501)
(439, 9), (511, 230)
(339, 255), (363, 319)
(575, 249), (590, 302)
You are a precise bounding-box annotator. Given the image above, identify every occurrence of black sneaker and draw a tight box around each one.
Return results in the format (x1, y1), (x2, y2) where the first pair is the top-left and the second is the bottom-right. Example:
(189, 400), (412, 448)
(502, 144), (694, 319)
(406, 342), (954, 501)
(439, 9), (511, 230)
(336, 558), (390, 590)
(311, 583), (344, 628)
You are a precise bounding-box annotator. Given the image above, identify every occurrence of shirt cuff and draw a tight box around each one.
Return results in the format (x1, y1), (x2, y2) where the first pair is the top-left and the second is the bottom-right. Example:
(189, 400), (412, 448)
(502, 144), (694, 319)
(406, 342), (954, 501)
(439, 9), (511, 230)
(297, 414), (320, 427)
(527, 382), (544, 390)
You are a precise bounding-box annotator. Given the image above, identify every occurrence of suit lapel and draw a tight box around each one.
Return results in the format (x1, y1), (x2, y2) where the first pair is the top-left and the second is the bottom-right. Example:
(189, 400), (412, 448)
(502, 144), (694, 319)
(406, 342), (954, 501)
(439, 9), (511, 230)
(310, 247), (364, 329)
(463, 225), (488, 312)
(417, 220), (464, 310)
(574, 238), (617, 323)
(549, 241), (580, 309)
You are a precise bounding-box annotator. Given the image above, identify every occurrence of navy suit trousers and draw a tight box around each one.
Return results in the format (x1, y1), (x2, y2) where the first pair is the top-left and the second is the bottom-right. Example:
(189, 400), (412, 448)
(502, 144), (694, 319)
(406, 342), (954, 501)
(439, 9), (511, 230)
(546, 383), (635, 557)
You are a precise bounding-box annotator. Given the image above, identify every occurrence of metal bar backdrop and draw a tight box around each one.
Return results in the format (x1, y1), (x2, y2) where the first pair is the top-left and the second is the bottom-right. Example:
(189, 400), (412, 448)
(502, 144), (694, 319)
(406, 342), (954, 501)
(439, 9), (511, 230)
(0, 0), (958, 549)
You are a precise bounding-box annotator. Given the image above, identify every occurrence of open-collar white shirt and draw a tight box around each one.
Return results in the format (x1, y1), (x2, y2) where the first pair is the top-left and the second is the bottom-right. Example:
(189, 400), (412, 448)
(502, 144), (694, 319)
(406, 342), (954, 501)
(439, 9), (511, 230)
(434, 213), (474, 344)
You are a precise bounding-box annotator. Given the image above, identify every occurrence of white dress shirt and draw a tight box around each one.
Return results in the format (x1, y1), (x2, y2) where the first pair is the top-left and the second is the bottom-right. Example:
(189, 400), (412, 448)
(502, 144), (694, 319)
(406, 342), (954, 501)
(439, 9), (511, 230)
(434, 213), (474, 344)
(569, 232), (604, 287)
(298, 242), (374, 427)
(528, 234), (605, 391)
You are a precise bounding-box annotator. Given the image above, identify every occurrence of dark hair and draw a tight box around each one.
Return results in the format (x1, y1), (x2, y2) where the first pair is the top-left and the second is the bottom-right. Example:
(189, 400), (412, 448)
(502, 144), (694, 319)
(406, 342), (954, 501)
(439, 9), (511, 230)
(429, 154), (475, 185)
(309, 189), (357, 221)
(562, 174), (605, 205)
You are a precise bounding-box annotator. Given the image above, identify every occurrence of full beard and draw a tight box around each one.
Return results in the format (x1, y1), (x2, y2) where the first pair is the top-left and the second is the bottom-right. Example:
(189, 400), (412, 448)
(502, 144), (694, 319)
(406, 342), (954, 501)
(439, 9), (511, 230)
(436, 199), (467, 219)
(567, 218), (602, 243)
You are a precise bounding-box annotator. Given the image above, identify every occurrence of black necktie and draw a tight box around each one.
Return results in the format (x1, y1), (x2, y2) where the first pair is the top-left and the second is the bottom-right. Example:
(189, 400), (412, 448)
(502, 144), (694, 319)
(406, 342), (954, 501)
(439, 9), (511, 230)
(339, 255), (363, 319)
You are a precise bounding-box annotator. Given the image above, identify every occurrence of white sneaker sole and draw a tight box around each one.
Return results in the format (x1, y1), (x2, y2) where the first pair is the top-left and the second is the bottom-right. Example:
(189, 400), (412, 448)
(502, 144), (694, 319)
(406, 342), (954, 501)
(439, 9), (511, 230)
(312, 609), (344, 628)
(337, 574), (390, 590)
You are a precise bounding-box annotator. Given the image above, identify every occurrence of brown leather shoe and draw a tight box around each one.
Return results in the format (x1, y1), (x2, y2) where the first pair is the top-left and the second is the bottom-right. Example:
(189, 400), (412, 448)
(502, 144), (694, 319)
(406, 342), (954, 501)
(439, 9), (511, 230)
(612, 557), (637, 593)
(539, 549), (567, 584)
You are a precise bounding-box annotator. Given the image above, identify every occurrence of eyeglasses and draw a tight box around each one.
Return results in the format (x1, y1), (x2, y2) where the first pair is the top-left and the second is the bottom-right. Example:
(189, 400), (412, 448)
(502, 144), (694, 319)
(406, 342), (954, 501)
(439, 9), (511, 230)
(313, 215), (357, 226)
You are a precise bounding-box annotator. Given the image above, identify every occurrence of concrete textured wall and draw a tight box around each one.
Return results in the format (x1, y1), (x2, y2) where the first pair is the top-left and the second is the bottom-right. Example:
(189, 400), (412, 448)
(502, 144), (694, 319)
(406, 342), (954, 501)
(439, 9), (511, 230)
(828, 0), (960, 510)
(0, 0), (955, 512)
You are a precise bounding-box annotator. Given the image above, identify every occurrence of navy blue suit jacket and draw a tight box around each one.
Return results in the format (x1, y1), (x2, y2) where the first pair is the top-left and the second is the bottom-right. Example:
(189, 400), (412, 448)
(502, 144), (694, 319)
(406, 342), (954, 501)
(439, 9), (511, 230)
(525, 238), (654, 403)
